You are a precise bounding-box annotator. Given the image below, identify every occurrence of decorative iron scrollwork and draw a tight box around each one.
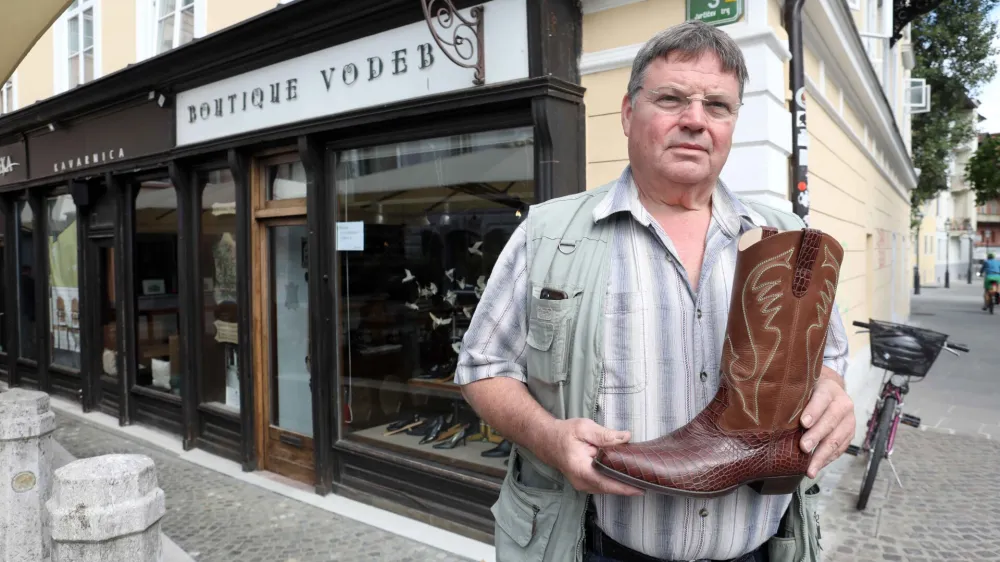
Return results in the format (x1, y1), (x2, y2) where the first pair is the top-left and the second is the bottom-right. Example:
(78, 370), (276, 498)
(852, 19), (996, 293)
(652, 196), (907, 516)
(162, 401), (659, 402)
(421, 0), (485, 86)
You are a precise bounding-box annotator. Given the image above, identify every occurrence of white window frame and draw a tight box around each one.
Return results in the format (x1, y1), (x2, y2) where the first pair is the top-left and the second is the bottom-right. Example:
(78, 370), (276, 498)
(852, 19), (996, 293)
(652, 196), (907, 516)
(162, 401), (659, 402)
(136, 0), (207, 62)
(846, 0), (861, 11)
(1, 75), (16, 115)
(905, 78), (931, 114)
(53, 0), (102, 94)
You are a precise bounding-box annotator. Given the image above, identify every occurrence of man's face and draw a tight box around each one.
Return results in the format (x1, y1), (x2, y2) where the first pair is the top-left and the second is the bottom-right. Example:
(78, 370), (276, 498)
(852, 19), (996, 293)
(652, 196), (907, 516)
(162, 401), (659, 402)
(621, 51), (740, 188)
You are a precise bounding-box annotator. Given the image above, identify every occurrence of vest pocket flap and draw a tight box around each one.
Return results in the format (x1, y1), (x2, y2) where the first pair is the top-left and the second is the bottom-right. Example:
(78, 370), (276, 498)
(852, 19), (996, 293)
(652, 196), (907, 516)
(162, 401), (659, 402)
(526, 319), (556, 351)
(492, 474), (563, 554)
(491, 485), (536, 548)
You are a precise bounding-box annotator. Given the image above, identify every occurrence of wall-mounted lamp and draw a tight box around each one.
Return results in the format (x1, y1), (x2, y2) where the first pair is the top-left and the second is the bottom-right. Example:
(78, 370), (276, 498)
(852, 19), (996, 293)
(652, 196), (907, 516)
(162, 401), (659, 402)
(149, 90), (171, 108)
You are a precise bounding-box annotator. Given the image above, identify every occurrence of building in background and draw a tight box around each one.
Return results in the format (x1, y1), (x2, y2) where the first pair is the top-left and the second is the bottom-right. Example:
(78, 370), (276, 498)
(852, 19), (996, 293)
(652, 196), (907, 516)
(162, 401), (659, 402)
(977, 198), (1000, 264)
(0, 0), (935, 545)
(925, 98), (983, 286)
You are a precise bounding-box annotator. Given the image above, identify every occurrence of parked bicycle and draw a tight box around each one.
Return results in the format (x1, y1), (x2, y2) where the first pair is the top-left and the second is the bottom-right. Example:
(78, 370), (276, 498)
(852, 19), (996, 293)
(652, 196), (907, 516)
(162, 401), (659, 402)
(845, 319), (969, 510)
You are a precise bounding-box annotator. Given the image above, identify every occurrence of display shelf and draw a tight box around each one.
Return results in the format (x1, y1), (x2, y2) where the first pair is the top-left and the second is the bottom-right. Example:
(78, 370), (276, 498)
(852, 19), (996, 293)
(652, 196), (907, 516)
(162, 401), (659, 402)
(351, 422), (508, 477)
(346, 376), (463, 400)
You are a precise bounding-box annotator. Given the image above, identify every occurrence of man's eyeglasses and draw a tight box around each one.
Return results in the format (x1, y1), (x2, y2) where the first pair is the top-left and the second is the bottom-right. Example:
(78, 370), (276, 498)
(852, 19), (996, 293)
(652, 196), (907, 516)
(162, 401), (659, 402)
(644, 87), (742, 120)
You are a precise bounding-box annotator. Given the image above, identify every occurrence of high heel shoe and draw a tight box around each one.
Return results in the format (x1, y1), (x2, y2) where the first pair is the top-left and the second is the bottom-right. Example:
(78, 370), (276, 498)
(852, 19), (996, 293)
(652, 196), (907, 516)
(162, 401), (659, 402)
(433, 425), (469, 449)
(481, 439), (512, 458)
(418, 416), (446, 445)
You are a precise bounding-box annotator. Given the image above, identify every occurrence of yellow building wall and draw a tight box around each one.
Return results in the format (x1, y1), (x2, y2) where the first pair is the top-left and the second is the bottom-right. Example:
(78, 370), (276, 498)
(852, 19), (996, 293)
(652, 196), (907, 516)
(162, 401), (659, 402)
(207, 0), (278, 35)
(581, 0), (687, 189)
(807, 97), (912, 354)
(15, 28), (55, 110)
(103, 0), (137, 77)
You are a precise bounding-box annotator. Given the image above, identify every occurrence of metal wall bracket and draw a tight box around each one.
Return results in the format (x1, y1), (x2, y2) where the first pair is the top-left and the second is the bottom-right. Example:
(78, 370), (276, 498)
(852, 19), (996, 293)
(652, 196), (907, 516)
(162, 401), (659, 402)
(421, 0), (485, 86)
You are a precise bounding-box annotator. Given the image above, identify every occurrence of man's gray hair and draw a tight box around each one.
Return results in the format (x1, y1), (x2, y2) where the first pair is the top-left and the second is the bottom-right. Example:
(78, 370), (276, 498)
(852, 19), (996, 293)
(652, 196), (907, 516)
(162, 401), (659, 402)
(626, 20), (749, 105)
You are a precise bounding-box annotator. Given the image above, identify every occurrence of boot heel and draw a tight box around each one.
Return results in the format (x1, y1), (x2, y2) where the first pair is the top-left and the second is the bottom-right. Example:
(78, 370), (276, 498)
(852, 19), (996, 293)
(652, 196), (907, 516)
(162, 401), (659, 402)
(748, 476), (803, 495)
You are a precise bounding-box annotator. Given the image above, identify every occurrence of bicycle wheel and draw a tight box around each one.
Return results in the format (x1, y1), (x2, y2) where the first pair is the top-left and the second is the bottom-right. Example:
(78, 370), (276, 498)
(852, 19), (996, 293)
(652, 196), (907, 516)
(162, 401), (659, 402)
(857, 396), (896, 510)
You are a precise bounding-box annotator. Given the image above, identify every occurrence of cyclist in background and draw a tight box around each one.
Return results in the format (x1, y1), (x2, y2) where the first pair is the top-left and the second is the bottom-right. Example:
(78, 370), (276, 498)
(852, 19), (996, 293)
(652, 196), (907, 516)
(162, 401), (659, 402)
(982, 252), (1000, 311)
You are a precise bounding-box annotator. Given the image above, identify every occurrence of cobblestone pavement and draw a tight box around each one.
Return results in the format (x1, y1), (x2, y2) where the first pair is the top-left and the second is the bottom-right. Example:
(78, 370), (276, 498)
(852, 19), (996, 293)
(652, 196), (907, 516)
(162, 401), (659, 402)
(819, 428), (1000, 562)
(53, 413), (472, 562)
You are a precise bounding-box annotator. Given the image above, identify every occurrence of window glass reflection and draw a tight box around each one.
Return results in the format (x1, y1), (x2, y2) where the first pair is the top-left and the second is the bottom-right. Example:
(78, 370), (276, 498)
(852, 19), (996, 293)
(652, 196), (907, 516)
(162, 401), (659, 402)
(199, 169), (241, 411)
(17, 200), (36, 360)
(335, 127), (533, 475)
(134, 180), (181, 394)
(47, 194), (81, 370)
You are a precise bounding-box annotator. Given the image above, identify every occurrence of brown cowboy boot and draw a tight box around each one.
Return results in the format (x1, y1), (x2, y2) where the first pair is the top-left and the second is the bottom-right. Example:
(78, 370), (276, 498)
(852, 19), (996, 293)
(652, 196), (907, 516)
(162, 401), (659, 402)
(593, 226), (844, 497)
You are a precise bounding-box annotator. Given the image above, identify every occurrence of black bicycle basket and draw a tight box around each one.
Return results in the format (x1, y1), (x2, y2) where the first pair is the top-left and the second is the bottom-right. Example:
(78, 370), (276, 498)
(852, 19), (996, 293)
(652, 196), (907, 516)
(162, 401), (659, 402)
(867, 319), (948, 377)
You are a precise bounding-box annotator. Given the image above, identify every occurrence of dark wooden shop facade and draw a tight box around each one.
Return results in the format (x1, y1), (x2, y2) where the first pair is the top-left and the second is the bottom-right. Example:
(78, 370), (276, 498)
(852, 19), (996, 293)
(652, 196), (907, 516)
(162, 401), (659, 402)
(0, 0), (585, 539)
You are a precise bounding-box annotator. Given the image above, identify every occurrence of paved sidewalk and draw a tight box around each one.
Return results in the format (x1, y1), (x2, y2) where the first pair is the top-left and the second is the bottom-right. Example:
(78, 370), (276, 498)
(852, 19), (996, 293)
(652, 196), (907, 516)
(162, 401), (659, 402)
(53, 413), (471, 562)
(819, 429), (1000, 562)
(818, 284), (1000, 561)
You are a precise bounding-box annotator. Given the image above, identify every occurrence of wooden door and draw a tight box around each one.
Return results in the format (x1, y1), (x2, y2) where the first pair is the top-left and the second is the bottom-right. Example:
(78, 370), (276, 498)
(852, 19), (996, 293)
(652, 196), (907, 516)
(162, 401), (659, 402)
(251, 152), (314, 483)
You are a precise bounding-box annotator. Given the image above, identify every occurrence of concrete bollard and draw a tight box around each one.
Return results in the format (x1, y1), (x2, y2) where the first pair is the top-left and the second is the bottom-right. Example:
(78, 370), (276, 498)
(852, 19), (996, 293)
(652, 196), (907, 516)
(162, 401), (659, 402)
(0, 388), (56, 562)
(47, 454), (166, 562)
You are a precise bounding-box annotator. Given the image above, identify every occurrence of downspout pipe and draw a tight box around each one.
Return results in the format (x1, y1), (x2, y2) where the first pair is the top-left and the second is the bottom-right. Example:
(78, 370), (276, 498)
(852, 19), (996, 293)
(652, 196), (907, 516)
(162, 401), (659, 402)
(785, 0), (809, 224)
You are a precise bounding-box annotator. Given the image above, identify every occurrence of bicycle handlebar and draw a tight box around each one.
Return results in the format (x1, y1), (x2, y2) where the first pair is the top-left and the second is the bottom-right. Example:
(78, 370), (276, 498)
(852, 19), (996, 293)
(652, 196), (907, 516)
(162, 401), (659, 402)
(852, 320), (871, 329)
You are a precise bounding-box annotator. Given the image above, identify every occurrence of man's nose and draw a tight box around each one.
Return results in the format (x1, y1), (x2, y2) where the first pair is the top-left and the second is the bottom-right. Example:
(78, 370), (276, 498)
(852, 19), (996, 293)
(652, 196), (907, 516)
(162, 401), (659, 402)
(677, 100), (708, 131)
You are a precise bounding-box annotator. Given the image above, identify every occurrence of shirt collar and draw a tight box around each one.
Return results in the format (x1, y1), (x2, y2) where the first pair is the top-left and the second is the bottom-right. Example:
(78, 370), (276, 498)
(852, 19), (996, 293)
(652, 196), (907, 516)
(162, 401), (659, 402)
(592, 165), (759, 236)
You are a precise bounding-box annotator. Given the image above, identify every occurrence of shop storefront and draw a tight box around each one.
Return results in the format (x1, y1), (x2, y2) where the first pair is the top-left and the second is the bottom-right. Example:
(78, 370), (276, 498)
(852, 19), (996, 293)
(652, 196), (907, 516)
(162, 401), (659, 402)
(0, 0), (584, 538)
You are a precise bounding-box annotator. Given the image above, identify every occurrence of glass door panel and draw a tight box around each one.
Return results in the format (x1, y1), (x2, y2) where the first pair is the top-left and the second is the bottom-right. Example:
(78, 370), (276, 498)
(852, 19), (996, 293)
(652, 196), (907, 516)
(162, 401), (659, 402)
(268, 223), (312, 437)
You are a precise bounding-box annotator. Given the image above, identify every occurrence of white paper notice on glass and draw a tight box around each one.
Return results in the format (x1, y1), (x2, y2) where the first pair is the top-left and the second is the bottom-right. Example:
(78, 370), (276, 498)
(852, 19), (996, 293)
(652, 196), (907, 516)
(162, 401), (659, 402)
(336, 221), (365, 251)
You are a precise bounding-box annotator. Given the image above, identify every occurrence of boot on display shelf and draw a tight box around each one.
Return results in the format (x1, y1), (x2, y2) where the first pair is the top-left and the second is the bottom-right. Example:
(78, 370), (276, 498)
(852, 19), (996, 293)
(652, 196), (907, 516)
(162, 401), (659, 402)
(593, 226), (844, 498)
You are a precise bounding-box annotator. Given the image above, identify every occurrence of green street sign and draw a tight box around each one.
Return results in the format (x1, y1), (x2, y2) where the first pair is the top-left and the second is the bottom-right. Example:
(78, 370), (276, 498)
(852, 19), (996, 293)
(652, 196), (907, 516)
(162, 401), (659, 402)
(687, 0), (743, 26)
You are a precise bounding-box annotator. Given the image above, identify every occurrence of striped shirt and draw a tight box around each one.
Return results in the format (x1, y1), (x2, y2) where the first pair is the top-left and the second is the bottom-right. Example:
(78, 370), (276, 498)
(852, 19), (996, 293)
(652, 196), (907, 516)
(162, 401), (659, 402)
(455, 166), (849, 560)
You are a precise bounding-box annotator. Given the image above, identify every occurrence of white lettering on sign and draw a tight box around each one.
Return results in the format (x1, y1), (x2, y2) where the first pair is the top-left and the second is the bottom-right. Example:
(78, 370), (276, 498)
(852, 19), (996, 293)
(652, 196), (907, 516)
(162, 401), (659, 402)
(0, 155), (19, 176)
(175, 0), (529, 146)
(53, 148), (126, 173)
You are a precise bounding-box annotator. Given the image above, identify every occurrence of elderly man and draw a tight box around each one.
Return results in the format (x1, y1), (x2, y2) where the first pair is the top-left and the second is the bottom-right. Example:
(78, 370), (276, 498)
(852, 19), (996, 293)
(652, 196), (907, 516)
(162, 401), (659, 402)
(456, 21), (853, 562)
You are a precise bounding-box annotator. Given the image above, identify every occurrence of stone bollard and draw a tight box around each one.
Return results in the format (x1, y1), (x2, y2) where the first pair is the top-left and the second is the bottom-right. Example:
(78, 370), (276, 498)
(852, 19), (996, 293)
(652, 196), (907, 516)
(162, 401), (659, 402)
(47, 454), (166, 562)
(0, 388), (55, 562)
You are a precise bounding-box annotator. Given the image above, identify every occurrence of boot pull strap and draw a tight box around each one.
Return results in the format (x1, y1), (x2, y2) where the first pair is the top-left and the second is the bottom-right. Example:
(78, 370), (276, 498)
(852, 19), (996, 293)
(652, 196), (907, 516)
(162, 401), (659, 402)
(792, 228), (823, 297)
(761, 226), (778, 239)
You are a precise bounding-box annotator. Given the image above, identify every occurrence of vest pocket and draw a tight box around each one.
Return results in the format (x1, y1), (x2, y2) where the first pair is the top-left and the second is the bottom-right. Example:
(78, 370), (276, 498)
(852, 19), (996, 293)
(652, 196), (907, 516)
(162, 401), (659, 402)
(492, 455), (564, 561)
(525, 287), (579, 386)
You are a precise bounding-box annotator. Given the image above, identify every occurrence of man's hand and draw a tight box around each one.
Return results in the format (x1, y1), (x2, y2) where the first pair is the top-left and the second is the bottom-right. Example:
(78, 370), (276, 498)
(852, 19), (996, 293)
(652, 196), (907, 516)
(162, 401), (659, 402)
(799, 367), (855, 479)
(538, 418), (645, 497)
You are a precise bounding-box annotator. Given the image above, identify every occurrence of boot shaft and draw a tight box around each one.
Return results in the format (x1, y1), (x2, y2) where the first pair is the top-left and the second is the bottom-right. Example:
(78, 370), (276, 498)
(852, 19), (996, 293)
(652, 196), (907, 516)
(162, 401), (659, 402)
(719, 227), (844, 432)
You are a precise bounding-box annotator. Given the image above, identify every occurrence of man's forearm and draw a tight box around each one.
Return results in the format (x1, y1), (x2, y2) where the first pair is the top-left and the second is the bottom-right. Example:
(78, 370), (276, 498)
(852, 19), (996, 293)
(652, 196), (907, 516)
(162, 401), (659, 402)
(462, 377), (557, 463)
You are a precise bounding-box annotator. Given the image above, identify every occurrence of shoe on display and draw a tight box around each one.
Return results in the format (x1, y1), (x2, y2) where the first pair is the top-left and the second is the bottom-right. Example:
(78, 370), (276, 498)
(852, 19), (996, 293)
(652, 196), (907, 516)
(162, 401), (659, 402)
(594, 227), (844, 498)
(481, 439), (512, 458)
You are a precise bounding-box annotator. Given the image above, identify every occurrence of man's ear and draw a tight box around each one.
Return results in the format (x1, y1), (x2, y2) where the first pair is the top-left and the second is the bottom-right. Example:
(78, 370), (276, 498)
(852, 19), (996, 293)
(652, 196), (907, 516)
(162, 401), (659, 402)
(621, 93), (633, 138)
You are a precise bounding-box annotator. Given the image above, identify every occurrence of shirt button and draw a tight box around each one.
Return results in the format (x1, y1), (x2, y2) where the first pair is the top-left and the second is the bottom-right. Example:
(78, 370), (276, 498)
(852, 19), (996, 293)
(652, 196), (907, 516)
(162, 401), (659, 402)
(699, 508), (709, 517)
(700, 371), (709, 382)
(696, 309), (703, 320)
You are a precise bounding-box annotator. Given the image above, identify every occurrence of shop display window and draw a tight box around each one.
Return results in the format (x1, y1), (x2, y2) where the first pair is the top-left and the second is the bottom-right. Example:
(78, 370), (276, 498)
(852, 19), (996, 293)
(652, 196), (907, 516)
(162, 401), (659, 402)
(134, 180), (182, 394)
(0, 209), (6, 355)
(17, 200), (37, 361)
(335, 127), (534, 476)
(47, 194), (81, 370)
(199, 169), (242, 412)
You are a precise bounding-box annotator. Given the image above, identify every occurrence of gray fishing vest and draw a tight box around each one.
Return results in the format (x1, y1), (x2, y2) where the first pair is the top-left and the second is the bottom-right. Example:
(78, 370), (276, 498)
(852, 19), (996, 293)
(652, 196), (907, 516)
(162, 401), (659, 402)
(490, 181), (824, 562)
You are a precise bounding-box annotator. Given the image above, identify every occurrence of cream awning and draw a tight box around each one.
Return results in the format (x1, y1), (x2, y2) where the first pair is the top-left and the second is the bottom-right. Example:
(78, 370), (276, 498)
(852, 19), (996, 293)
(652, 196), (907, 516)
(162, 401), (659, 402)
(0, 1), (74, 84)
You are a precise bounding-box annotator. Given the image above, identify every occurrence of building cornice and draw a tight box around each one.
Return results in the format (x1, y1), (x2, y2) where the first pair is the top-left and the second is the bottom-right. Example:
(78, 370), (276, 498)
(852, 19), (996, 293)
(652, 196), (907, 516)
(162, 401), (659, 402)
(580, 0), (646, 14)
(806, 0), (918, 191)
(805, 75), (910, 205)
(580, 23), (790, 74)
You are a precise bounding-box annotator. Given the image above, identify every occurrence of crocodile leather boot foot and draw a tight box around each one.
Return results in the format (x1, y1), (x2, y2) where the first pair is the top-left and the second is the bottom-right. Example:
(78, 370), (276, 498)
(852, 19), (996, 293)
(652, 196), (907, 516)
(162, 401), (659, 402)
(593, 226), (844, 498)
